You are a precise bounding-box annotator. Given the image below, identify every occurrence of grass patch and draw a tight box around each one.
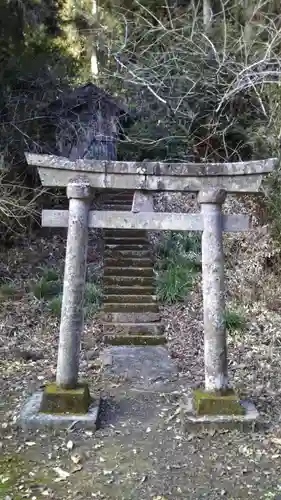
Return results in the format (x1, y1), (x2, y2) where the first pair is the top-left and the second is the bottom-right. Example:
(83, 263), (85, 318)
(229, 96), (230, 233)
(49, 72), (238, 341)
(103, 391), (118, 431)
(155, 231), (201, 304)
(32, 278), (62, 300)
(156, 260), (196, 304)
(47, 282), (102, 318)
(31, 266), (62, 300)
(0, 282), (18, 299)
(48, 295), (63, 317)
(0, 454), (50, 498)
(30, 265), (101, 317)
(39, 266), (60, 282)
(157, 230), (201, 263)
(225, 309), (247, 332)
(84, 282), (102, 318)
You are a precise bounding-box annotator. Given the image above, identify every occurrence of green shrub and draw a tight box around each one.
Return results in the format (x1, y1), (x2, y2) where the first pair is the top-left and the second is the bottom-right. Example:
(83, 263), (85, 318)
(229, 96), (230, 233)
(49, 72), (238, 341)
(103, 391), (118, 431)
(48, 295), (62, 317)
(31, 267), (62, 300)
(32, 278), (62, 300)
(156, 231), (201, 265)
(155, 232), (201, 304)
(224, 309), (246, 333)
(84, 282), (102, 317)
(39, 266), (60, 282)
(156, 261), (195, 304)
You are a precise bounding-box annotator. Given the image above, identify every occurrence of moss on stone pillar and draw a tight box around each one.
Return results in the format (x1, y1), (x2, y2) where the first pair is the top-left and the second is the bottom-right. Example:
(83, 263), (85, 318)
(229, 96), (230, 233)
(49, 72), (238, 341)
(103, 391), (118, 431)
(194, 389), (245, 416)
(39, 383), (91, 415)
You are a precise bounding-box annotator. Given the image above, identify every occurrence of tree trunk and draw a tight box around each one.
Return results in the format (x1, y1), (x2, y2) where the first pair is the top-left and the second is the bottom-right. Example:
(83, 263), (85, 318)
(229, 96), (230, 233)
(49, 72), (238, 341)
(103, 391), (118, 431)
(90, 0), (98, 76)
(203, 0), (213, 32)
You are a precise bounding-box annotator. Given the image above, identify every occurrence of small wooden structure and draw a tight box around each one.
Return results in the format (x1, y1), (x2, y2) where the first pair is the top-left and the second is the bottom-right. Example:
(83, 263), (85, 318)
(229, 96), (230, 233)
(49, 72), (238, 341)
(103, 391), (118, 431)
(45, 83), (131, 161)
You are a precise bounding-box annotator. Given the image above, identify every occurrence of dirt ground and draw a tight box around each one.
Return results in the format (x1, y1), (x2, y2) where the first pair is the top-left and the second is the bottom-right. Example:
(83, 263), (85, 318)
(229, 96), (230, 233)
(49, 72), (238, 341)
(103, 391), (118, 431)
(2, 223), (281, 500)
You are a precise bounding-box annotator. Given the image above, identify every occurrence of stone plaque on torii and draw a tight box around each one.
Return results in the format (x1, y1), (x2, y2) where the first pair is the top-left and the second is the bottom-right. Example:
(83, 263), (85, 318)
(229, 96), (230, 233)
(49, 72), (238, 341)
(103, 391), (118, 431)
(20, 153), (276, 431)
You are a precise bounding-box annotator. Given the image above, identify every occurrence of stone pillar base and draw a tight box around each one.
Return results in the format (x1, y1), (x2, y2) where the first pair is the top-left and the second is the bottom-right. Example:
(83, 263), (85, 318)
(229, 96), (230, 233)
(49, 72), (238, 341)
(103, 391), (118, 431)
(19, 386), (100, 432)
(180, 390), (260, 432)
(194, 388), (245, 416)
(39, 383), (91, 415)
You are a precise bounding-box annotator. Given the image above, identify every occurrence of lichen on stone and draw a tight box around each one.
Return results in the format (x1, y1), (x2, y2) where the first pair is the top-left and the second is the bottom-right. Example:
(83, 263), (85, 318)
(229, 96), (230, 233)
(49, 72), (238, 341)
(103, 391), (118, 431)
(194, 389), (245, 416)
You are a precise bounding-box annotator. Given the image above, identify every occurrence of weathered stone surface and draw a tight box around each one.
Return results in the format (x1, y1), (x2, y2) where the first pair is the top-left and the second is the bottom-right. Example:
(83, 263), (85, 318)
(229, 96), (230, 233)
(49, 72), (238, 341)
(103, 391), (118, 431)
(103, 276), (155, 287)
(100, 311), (161, 323)
(19, 391), (100, 431)
(104, 237), (149, 246)
(104, 249), (151, 258)
(132, 190), (154, 213)
(194, 389), (245, 416)
(56, 179), (91, 389)
(104, 257), (153, 268)
(180, 392), (260, 432)
(104, 335), (166, 346)
(102, 302), (159, 313)
(102, 322), (164, 335)
(103, 294), (157, 303)
(26, 152), (276, 177)
(100, 346), (177, 389)
(102, 190), (159, 346)
(198, 188), (228, 392)
(104, 267), (154, 277)
(42, 210), (250, 232)
(103, 286), (155, 295)
(103, 199), (133, 205)
(36, 170), (269, 193)
(104, 244), (149, 251)
(40, 383), (91, 415)
(104, 229), (147, 238)
(102, 204), (132, 211)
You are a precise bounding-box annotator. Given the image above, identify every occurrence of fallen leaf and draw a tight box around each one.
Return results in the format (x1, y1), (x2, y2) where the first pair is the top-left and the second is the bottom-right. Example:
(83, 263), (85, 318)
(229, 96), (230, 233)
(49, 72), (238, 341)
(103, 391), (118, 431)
(66, 440), (74, 450)
(1, 476), (10, 484)
(166, 407), (180, 423)
(71, 464), (83, 473)
(140, 475), (147, 484)
(103, 470), (113, 476)
(271, 437), (281, 446)
(71, 454), (81, 464)
(53, 467), (70, 482)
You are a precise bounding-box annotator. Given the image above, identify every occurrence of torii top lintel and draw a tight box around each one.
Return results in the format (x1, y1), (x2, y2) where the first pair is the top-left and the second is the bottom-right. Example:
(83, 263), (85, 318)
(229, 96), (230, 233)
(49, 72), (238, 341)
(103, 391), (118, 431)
(25, 153), (277, 194)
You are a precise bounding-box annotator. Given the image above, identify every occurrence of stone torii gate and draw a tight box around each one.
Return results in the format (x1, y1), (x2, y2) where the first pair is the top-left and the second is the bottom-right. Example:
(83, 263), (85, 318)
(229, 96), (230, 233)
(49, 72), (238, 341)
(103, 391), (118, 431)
(20, 153), (275, 431)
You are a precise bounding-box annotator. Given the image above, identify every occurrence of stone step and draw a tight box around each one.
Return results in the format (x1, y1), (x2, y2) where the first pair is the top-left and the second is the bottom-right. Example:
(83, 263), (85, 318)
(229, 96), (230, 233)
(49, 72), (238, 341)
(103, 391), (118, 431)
(104, 257), (153, 268)
(103, 196), (133, 205)
(102, 322), (164, 335)
(104, 276), (155, 287)
(103, 202), (133, 208)
(101, 192), (134, 199)
(104, 267), (154, 277)
(104, 230), (147, 238)
(103, 335), (166, 346)
(105, 244), (150, 252)
(104, 238), (149, 246)
(103, 294), (157, 303)
(102, 303), (159, 313)
(104, 249), (151, 259)
(103, 286), (155, 295)
(100, 311), (161, 323)
(102, 205), (132, 211)
(101, 191), (134, 199)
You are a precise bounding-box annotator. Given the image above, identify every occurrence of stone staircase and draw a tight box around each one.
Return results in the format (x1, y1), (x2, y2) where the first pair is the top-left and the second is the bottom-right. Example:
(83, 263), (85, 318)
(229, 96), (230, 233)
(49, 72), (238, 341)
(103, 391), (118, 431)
(98, 190), (165, 345)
